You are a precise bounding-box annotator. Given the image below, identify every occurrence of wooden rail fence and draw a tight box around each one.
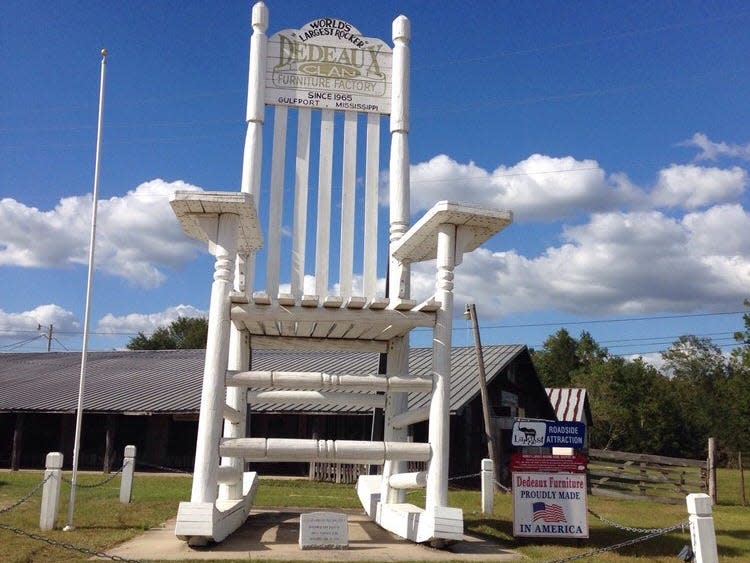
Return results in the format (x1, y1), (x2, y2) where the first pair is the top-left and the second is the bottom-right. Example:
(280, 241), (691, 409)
(588, 448), (707, 504)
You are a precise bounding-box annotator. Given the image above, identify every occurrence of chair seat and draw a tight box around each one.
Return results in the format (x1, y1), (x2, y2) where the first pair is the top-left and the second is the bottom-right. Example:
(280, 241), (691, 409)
(230, 292), (438, 343)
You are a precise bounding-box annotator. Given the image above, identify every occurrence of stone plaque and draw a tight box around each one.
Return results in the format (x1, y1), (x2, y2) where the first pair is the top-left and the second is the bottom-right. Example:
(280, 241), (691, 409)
(299, 511), (349, 549)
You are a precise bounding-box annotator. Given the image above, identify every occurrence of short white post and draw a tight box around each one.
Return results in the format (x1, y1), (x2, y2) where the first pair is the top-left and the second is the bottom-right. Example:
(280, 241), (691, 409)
(119, 445), (136, 504)
(686, 493), (719, 563)
(481, 458), (494, 515)
(40, 452), (63, 530)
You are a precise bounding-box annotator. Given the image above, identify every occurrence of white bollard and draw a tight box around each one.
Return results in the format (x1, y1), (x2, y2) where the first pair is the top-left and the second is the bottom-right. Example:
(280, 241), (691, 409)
(481, 458), (494, 515)
(686, 493), (719, 563)
(40, 452), (63, 530)
(119, 445), (136, 504)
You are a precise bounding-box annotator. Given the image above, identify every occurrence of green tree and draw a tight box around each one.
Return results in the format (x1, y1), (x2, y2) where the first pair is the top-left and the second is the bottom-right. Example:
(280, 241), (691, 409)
(660, 335), (729, 458)
(531, 328), (580, 387)
(127, 316), (208, 350)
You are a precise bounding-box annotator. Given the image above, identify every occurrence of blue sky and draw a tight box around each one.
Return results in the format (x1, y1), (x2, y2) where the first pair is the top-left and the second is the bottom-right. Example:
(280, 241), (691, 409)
(2, 0), (749, 361)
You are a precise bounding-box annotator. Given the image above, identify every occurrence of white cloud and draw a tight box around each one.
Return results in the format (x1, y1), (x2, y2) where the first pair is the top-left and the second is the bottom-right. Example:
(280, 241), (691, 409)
(411, 206), (750, 318)
(0, 304), (79, 349)
(681, 133), (750, 162)
(403, 153), (747, 220)
(651, 164), (746, 209)
(407, 153), (628, 221)
(0, 304), (79, 334)
(0, 179), (204, 288)
(97, 304), (207, 335)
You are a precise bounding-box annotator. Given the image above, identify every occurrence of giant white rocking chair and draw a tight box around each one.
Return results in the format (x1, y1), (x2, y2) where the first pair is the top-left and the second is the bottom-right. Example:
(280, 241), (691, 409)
(170, 1), (512, 547)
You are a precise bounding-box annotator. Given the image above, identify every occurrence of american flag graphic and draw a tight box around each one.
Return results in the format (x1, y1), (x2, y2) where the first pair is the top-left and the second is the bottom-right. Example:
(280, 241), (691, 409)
(532, 502), (566, 522)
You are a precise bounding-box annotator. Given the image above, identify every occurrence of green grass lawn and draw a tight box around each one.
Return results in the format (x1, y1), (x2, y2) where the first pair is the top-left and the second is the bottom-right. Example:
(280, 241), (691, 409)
(0, 468), (747, 562)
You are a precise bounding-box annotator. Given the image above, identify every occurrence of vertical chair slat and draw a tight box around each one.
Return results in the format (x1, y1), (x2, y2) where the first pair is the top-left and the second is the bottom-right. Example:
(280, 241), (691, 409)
(315, 109), (335, 298)
(339, 111), (358, 299)
(292, 108), (312, 298)
(266, 106), (288, 298)
(363, 113), (380, 297)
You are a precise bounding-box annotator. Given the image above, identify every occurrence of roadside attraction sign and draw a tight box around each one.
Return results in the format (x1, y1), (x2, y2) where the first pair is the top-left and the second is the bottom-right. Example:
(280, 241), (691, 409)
(511, 418), (586, 448)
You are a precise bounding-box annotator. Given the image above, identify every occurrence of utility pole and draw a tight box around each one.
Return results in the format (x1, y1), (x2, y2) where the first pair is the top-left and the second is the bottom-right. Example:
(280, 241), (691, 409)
(38, 324), (53, 352)
(464, 303), (500, 491)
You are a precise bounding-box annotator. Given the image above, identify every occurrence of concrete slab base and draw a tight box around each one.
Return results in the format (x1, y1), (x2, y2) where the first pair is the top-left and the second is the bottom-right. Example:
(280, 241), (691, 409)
(104, 508), (522, 561)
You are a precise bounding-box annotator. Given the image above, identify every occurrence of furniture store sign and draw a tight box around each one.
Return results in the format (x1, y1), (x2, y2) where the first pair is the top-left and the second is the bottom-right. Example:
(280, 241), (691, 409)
(513, 471), (588, 538)
(266, 18), (392, 113)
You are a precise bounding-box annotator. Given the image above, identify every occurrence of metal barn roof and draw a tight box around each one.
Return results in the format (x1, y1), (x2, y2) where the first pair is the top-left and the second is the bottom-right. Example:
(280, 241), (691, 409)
(0, 345), (532, 416)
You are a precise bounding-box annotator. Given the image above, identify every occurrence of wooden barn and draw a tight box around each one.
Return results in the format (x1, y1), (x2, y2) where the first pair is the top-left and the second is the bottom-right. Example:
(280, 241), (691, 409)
(0, 344), (553, 483)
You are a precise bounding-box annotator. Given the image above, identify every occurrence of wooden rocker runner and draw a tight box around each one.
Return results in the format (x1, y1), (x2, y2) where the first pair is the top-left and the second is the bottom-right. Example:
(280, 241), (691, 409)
(170, 1), (512, 547)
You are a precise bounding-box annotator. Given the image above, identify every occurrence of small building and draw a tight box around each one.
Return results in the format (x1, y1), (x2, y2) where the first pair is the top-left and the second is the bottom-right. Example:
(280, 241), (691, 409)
(0, 345), (553, 483)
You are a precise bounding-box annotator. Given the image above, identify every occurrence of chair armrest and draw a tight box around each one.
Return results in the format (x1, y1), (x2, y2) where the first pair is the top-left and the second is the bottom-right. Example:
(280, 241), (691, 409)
(170, 191), (263, 253)
(391, 201), (512, 264)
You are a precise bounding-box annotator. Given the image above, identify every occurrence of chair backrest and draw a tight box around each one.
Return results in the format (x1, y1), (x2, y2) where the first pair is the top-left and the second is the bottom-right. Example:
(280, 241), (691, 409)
(241, 4), (411, 304)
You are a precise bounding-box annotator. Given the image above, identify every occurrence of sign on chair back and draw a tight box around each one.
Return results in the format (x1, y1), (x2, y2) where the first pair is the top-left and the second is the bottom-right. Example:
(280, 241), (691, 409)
(170, 1), (512, 547)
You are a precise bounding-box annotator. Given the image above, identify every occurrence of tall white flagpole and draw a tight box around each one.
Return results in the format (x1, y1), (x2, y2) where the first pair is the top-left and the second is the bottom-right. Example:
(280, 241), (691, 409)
(64, 48), (108, 531)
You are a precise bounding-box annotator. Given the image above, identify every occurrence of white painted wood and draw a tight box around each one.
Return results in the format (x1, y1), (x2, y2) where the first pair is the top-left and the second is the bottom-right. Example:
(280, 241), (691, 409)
(170, 192), (262, 254)
(481, 458), (494, 515)
(223, 405), (242, 425)
(388, 15), (411, 301)
(266, 105), (288, 297)
(190, 213), (240, 506)
(220, 326), (248, 501)
(240, 2), (268, 215)
(382, 336), (409, 504)
(227, 370), (432, 392)
(426, 223), (456, 511)
(339, 111), (357, 299)
(248, 390), (385, 409)
(220, 438), (430, 464)
(231, 303), (434, 326)
(217, 465), (243, 484)
(315, 109), (334, 297)
(246, 335), (388, 353)
(390, 406), (430, 429)
(392, 201), (512, 265)
(687, 493), (719, 563)
(389, 471), (427, 489)
(292, 107), (311, 298)
(363, 112), (380, 296)
(119, 445), (136, 504)
(175, 471), (258, 543)
(356, 475), (381, 518)
(40, 452), (63, 530)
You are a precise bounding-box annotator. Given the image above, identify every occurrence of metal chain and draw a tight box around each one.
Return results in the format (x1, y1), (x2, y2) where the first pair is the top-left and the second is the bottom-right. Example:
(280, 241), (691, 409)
(62, 461), (127, 489)
(493, 478), (512, 493)
(447, 471), (481, 481)
(537, 519), (689, 563)
(0, 473), (52, 514)
(135, 460), (192, 474)
(588, 508), (688, 534)
(0, 521), (142, 563)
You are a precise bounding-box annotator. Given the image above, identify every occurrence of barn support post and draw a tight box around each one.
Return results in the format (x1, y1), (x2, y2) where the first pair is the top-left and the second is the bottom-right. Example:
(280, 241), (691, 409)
(686, 493), (719, 563)
(11, 413), (25, 471)
(103, 413), (117, 474)
(707, 437), (716, 503)
(40, 452), (63, 530)
(119, 445), (136, 504)
(739, 451), (746, 506)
